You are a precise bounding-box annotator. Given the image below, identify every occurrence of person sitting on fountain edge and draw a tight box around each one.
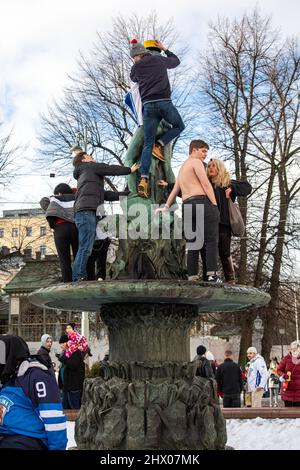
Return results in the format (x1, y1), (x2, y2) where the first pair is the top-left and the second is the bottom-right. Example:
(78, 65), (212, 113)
(130, 39), (185, 199)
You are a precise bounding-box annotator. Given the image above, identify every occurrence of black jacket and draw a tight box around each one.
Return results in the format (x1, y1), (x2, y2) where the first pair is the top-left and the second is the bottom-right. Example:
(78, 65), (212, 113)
(59, 350), (85, 393)
(215, 358), (243, 395)
(36, 346), (54, 374)
(73, 162), (131, 213)
(130, 50), (180, 104)
(214, 180), (252, 226)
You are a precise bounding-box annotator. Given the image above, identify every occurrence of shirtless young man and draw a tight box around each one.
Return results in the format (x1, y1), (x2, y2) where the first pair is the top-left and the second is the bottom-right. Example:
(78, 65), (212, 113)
(156, 139), (221, 282)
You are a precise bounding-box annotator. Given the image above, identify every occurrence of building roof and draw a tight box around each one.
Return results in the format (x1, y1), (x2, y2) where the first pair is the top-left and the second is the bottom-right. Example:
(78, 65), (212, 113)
(4, 259), (61, 294)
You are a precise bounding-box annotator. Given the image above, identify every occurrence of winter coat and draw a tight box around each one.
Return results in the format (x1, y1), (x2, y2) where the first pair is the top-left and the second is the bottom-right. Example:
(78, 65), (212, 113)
(40, 193), (75, 228)
(65, 331), (88, 358)
(130, 50), (180, 104)
(73, 162), (131, 213)
(213, 180), (252, 226)
(36, 346), (54, 374)
(277, 354), (300, 402)
(216, 358), (243, 395)
(59, 350), (85, 393)
(247, 354), (268, 391)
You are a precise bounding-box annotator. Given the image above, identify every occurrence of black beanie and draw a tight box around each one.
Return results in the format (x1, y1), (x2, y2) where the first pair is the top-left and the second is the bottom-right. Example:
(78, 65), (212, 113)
(196, 345), (207, 356)
(59, 334), (68, 344)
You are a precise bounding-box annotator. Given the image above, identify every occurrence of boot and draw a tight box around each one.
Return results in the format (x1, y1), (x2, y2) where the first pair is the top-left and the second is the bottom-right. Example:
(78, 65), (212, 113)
(152, 143), (165, 161)
(138, 177), (149, 198)
(221, 256), (235, 284)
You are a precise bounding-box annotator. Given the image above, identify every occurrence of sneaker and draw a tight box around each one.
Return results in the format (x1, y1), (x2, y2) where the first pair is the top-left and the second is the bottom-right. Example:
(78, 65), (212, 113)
(152, 143), (165, 161)
(97, 277), (103, 281)
(138, 177), (149, 198)
(207, 274), (223, 283)
(188, 275), (198, 281)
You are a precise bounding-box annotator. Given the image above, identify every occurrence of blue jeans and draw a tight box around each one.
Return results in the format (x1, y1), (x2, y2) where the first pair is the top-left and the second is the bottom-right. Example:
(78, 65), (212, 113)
(73, 210), (97, 281)
(141, 100), (185, 176)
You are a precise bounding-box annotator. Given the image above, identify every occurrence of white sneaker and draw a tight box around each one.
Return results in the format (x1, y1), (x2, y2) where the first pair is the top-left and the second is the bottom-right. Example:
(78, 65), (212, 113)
(97, 277), (103, 281)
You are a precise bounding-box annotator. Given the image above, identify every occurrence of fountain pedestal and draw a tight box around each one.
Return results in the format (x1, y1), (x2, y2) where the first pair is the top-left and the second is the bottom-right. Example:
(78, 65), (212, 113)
(29, 280), (270, 450)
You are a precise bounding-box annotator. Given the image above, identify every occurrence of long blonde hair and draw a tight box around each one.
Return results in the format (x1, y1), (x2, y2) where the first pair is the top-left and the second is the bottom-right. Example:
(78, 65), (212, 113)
(208, 159), (231, 188)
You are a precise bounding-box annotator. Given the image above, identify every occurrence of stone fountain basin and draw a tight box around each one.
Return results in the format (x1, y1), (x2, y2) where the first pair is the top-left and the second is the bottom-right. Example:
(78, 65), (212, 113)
(29, 280), (270, 313)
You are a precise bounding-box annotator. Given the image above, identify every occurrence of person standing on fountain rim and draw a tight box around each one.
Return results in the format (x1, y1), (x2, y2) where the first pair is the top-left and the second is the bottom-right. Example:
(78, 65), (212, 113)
(155, 139), (221, 283)
(130, 38), (185, 199)
(72, 151), (139, 281)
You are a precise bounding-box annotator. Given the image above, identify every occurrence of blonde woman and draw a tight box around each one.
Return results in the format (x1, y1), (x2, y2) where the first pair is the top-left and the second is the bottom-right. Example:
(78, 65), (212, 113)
(206, 159), (251, 283)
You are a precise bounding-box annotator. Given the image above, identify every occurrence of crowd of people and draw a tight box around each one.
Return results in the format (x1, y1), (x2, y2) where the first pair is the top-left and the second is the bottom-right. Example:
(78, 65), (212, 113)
(194, 342), (300, 409)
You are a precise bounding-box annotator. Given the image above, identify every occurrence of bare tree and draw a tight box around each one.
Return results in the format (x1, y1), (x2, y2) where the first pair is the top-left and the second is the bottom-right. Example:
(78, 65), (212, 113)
(0, 124), (22, 188)
(197, 10), (300, 362)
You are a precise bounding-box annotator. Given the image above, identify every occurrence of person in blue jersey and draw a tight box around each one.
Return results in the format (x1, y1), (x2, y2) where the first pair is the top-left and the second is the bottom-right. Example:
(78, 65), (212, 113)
(0, 335), (67, 450)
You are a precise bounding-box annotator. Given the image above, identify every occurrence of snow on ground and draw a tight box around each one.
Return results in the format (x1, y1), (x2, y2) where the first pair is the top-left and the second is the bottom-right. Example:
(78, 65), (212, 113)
(67, 418), (300, 450)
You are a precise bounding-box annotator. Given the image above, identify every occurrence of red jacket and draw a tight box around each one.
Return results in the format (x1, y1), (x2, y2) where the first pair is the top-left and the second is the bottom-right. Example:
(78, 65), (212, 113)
(277, 354), (300, 402)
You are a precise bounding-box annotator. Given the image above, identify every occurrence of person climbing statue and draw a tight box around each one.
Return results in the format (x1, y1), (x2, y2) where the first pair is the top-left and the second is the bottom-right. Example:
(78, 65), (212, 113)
(129, 38), (185, 199)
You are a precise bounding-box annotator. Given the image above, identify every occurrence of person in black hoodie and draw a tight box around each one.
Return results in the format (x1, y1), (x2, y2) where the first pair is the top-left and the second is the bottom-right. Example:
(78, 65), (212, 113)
(130, 39), (185, 198)
(72, 151), (139, 282)
(215, 350), (243, 408)
(193, 345), (214, 378)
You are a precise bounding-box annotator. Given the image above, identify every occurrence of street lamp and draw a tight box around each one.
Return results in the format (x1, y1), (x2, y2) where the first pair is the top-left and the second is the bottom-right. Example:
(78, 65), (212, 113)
(279, 328), (285, 358)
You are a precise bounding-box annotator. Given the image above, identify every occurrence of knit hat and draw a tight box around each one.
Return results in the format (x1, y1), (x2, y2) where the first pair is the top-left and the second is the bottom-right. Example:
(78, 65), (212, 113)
(130, 39), (147, 58)
(41, 334), (52, 346)
(196, 345), (207, 356)
(144, 39), (161, 52)
(59, 334), (68, 344)
(247, 346), (257, 354)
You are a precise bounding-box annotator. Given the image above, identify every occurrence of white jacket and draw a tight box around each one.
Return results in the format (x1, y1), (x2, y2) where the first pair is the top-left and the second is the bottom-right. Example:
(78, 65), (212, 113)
(247, 354), (269, 391)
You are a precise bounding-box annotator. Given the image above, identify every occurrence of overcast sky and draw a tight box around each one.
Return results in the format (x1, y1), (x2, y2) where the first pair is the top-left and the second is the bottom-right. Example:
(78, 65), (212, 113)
(0, 0), (299, 212)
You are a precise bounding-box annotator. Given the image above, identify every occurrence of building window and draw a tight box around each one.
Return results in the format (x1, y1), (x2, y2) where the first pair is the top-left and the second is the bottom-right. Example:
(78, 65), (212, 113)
(12, 228), (18, 238)
(26, 227), (32, 237)
(40, 226), (47, 236)
(40, 245), (46, 256)
(0, 228), (4, 238)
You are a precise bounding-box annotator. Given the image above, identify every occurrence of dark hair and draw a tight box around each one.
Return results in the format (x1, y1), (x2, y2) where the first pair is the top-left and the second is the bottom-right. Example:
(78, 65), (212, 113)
(73, 151), (87, 166)
(66, 322), (76, 330)
(59, 334), (68, 344)
(189, 139), (209, 155)
(54, 183), (73, 195)
(224, 350), (233, 357)
(196, 345), (206, 356)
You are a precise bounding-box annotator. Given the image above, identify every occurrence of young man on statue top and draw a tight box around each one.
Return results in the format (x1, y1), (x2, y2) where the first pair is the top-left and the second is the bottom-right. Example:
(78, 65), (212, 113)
(130, 38), (185, 198)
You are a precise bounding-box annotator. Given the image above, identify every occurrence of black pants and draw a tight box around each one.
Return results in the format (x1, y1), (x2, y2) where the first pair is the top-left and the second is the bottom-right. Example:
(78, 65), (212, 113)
(219, 224), (231, 257)
(54, 222), (78, 282)
(87, 239), (111, 280)
(0, 434), (47, 450)
(284, 401), (300, 407)
(183, 196), (219, 276)
(223, 393), (241, 408)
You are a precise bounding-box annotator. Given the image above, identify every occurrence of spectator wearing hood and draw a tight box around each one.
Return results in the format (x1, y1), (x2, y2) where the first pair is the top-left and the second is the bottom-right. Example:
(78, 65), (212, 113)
(246, 346), (268, 407)
(37, 333), (54, 373)
(0, 335), (66, 450)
